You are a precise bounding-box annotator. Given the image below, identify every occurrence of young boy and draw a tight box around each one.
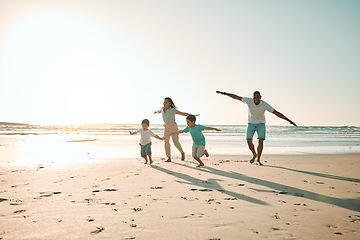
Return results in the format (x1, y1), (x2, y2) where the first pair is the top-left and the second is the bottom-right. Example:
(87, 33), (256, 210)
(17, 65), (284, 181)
(130, 119), (166, 164)
(170, 115), (221, 167)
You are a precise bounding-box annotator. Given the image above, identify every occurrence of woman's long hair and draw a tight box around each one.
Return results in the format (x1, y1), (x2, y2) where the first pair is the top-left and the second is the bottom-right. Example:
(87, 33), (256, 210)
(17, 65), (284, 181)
(164, 97), (177, 109)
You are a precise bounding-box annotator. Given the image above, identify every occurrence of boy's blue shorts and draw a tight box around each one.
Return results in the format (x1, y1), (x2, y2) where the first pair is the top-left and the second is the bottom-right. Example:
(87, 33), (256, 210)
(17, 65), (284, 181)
(246, 123), (266, 140)
(140, 143), (152, 158)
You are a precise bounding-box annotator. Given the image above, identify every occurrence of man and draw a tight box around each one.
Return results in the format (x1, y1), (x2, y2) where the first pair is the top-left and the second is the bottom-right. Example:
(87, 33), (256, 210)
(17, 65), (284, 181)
(216, 90), (297, 165)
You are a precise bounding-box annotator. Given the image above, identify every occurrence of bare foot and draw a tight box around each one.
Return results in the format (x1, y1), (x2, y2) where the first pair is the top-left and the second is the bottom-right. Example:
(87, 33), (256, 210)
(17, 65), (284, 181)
(165, 158), (171, 162)
(250, 155), (257, 164)
(144, 161), (148, 164)
(204, 150), (209, 157)
(257, 160), (263, 166)
(150, 160), (153, 165)
(196, 163), (204, 167)
(181, 152), (185, 161)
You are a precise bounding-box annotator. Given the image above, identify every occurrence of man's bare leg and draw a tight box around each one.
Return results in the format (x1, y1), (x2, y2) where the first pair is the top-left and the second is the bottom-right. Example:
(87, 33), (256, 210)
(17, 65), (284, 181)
(257, 138), (264, 166)
(247, 139), (257, 163)
(144, 156), (148, 164)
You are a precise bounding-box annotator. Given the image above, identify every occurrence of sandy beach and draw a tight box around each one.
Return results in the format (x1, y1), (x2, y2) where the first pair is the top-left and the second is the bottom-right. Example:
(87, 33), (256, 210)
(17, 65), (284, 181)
(1, 143), (359, 240)
(1, 0), (360, 238)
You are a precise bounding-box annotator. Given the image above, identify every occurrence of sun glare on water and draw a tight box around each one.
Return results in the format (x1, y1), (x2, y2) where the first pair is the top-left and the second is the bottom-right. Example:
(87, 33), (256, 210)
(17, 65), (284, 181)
(11, 135), (92, 166)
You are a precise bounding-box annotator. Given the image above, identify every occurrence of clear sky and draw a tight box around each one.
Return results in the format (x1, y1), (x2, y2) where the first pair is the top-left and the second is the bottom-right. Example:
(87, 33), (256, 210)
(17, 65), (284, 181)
(1, 0), (359, 126)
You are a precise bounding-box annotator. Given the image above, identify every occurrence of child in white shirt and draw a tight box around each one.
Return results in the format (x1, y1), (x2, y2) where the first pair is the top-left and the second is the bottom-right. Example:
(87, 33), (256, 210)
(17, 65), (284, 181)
(130, 119), (165, 164)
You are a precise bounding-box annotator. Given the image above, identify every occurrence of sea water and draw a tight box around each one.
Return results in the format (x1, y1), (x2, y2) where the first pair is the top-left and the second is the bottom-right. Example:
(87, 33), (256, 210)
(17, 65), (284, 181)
(1, 123), (359, 161)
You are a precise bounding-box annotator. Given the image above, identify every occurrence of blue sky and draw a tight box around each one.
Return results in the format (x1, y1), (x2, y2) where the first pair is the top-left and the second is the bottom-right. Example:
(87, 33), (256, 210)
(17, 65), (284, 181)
(0, 0), (359, 126)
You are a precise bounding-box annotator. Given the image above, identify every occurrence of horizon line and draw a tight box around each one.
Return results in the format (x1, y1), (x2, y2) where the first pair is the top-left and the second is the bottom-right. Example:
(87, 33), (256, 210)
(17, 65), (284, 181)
(0, 122), (359, 128)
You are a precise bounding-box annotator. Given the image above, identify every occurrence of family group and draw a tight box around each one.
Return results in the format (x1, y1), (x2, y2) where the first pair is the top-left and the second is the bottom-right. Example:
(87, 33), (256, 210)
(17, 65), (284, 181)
(130, 91), (297, 167)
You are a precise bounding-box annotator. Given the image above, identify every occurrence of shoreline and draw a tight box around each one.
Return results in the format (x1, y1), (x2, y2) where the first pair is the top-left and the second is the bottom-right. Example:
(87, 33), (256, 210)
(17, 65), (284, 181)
(1, 124), (359, 160)
(1, 154), (359, 239)
(1, 133), (360, 167)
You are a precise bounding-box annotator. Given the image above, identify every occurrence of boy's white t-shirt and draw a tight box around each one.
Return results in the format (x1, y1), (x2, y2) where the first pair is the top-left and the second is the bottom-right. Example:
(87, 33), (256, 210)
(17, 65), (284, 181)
(136, 129), (156, 145)
(241, 97), (275, 124)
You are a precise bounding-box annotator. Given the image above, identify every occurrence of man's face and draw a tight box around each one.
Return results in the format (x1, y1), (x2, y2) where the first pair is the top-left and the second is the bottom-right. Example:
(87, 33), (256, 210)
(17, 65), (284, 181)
(253, 94), (261, 105)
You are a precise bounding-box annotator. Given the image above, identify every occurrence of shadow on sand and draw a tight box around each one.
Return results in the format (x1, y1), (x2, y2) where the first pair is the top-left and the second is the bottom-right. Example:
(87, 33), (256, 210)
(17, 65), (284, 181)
(151, 164), (268, 206)
(265, 165), (360, 183)
(152, 161), (360, 212)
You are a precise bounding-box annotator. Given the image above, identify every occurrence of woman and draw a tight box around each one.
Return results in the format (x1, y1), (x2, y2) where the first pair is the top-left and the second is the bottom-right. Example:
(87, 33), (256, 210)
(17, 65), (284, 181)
(154, 97), (197, 162)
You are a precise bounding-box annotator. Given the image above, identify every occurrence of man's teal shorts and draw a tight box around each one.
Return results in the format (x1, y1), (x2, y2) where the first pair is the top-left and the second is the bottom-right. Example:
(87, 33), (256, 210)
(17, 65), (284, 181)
(246, 123), (266, 140)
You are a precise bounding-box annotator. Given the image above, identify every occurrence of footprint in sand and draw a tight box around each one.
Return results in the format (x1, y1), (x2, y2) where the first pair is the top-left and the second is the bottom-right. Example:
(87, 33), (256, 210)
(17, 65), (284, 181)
(90, 226), (104, 234)
(224, 197), (237, 201)
(293, 193), (305, 197)
(190, 188), (213, 192)
(13, 209), (26, 214)
(327, 225), (342, 235)
(132, 207), (142, 212)
(349, 215), (360, 223)
(182, 213), (204, 218)
(39, 192), (53, 197)
(207, 199), (221, 204)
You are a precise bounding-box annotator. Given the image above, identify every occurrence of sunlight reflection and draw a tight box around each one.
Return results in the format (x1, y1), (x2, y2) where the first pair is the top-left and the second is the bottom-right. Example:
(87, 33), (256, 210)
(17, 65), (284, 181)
(11, 135), (93, 166)
(7, 134), (160, 166)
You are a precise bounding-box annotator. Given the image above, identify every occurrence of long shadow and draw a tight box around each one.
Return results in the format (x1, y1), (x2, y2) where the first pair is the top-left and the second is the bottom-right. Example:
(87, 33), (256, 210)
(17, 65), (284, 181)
(151, 165), (268, 206)
(265, 165), (360, 183)
(170, 162), (360, 212)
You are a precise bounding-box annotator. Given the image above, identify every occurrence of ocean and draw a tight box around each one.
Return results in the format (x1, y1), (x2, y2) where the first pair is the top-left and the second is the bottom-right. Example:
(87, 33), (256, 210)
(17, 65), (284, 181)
(1, 123), (360, 162)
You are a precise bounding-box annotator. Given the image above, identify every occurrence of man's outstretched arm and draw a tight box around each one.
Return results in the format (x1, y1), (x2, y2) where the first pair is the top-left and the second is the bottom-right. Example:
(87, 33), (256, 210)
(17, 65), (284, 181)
(272, 110), (297, 127)
(216, 91), (243, 101)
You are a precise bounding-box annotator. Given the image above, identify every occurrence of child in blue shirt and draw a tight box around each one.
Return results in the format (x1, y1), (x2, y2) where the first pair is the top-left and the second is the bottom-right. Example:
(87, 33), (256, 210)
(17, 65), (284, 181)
(171, 115), (221, 167)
